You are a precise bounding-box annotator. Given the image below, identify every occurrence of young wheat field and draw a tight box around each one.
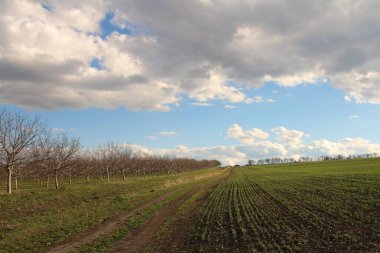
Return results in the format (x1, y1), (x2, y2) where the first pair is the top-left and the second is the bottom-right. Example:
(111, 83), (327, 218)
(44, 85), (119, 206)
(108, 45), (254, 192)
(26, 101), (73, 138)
(189, 158), (380, 252)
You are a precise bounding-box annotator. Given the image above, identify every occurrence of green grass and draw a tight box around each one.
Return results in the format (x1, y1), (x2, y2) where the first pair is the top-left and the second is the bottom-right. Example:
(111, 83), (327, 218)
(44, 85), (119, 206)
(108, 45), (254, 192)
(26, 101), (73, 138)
(77, 172), (228, 253)
(189, 158), (380, 252)
(0, 168), (225, 253)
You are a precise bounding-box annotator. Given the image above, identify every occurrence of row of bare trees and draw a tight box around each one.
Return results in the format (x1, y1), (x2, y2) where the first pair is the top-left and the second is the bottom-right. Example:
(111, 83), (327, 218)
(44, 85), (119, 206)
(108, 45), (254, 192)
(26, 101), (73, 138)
(0, 108), (220, 194)
(248, 153), (379, 165)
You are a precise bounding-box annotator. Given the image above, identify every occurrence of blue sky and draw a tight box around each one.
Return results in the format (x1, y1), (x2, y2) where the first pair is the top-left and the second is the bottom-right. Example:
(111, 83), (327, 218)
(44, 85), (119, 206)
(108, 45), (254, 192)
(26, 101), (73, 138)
(7, 82), (380, 148)
(1, 1), (380, 164)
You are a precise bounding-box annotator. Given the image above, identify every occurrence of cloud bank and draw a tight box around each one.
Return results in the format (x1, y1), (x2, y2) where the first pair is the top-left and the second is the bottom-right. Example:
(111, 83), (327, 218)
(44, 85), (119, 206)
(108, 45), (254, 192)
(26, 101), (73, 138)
(126, 124), (380, 165)
(1, 0), (380, 110)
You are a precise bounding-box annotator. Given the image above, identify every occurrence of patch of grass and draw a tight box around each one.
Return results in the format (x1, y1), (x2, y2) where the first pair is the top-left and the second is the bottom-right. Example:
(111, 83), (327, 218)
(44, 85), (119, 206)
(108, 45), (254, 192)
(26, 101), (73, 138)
(0, 168), (226, 253)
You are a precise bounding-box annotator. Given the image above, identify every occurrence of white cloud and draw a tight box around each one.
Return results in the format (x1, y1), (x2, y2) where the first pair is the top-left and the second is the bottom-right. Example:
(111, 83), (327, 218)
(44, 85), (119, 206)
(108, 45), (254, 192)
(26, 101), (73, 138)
(124, 133), (380, 166)
(208, 124), (379, 165)
(0, 0), (178, 111)
(1, 0), (380, 110)
(159, 131), (177, 136)
(262, 72), (324, 87)
(252, 96), (264, 103)
(190, 102), (214, 107)
(249, 96), (276, 103)
(271, 126), (305, 147)
(333, 72), (380, 104)
(344, 96), (352, 103)
(148, 131), (178, 140)
(224, 105), (236, 109)
(236, 141), (287, 159)
(304, 138), (380, 158)
(227, 124), (269, 145)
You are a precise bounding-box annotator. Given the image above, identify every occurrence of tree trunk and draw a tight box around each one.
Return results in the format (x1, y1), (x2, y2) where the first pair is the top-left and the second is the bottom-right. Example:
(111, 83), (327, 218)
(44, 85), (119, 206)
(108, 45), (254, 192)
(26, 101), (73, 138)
(69, 173), (72, 186)
(122, 169), (126, 181)
(54, 172), (59, 189)
(14, 176), (18, 190)
(107, 171), (110, 183)
(6, 169), (12, 194)
(86, 175), (90, 183)
(46, 175), (50, 188)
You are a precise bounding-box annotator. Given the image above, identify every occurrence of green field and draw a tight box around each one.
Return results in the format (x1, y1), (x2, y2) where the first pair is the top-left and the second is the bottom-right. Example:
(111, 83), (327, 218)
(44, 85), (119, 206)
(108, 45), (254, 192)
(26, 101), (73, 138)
(0, 159), (379, 252)
(0, 168), (228, 252)
(189, 159), (380, 252)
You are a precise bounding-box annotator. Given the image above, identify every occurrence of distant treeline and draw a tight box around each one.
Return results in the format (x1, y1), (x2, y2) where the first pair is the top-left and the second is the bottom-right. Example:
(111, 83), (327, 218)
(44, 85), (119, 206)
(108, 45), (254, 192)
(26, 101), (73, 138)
(0, 108), (221, 194)
(248, 153), (379, 166)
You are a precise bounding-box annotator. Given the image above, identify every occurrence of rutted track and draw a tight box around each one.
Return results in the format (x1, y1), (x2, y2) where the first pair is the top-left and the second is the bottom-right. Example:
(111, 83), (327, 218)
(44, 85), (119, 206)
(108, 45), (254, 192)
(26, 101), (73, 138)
(107, 188), (198, 253)
(47, 190), (181, 253)
(47, 168), (232, 253)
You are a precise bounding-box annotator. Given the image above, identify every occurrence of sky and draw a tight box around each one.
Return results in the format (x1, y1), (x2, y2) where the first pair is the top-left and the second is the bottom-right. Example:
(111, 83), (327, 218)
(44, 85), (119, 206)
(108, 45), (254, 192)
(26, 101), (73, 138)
(0, 0), (380, 165)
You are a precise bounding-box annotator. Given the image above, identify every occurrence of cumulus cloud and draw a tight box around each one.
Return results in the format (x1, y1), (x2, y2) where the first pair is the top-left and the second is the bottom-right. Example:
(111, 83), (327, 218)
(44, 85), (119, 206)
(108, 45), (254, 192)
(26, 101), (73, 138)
(124, 133), (380, 166)
(1, 0), (380, 110)
(227, 124), (269, 145)
(304, 138), (380, 158)
(110, 0), (380, 104)
(271, 126), (305, 147)
(207, 124), (380, 165)
(0, 0), (177, 111)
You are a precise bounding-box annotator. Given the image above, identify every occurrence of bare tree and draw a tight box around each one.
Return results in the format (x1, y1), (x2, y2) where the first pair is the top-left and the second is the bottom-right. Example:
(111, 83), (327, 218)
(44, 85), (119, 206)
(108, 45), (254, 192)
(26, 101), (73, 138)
(96, 142), (121, 183)
(37, 131), (81, 189)
(0, 109), (44, 193)
(118, 147), (133, 181)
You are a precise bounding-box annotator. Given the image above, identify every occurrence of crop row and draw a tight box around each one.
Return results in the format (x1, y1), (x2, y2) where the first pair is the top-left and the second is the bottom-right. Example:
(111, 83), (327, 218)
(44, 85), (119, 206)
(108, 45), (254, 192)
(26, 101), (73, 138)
(189, 162), (380, 252)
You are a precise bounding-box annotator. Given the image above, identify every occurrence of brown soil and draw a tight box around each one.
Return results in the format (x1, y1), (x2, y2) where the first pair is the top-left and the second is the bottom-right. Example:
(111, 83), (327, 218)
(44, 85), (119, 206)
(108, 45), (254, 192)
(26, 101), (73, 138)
(147, 186), (214, 253)
(138, 169), (233, 253)
(107, 188), (198, 253)
(47, 189), (180, 253)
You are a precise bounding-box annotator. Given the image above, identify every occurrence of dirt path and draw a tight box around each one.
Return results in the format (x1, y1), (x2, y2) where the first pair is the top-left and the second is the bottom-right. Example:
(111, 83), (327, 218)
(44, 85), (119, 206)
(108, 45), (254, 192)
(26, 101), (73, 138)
(48, 169), (232, 253)
(144, 172), (233, 253)
(47, 189), (181, 253)
(148, 187), (213, 253)
(107, 169), (233, 253)
(106, 188), (198, 253)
